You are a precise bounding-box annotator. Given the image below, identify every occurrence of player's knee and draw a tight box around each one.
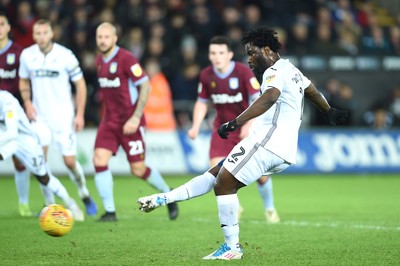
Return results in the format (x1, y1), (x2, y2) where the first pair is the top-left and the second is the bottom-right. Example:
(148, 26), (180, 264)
(132, 166), (151, 180)
(12, 156), (26, 171)
(63, 156), (76, 169)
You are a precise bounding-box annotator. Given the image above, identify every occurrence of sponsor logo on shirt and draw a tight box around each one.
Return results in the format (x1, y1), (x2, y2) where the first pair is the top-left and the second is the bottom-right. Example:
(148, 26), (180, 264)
(265, 75), (275, 83)
(98, 77), (121, 88)
(250, 77), (260, 90)
(110, 62), (118, 74)
(33, 70), (59, 78)
(211, 92), (243, 104)
(6, 53), (15, 65)
(130, 64), (143, 77)
(229, 77), (239, 90)
(0, 69), (16, 79)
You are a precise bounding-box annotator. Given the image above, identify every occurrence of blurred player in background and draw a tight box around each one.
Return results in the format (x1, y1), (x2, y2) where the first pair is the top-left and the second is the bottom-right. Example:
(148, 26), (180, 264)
(0, 13), (32, 217)
(188, 35), (280, 223)
(93, 22), (178, 222)
(138, 26), (348, 260)
(0, 90), (84, 221)
(18, 19), (97, 217)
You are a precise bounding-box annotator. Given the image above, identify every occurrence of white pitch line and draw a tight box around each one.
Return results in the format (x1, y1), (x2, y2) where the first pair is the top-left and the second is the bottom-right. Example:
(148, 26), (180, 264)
(191, 217), (400, 231)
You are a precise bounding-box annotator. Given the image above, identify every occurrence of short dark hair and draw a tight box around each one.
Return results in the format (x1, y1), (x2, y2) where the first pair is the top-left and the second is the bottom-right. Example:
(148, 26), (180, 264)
(0, 12), (9, 23)
(241, 26), (282, 53)
(209, 36), (232, 51)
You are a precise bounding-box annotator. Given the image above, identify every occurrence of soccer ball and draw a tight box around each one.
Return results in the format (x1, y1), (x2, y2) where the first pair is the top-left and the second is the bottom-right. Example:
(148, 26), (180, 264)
(39, 204), (74, 237)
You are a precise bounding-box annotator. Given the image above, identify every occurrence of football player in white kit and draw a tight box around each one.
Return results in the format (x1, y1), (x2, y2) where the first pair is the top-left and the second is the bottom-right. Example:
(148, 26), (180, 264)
(0, 90), (84, 221)
(18, 19), (97, 216)
(137, 26), (348, 260)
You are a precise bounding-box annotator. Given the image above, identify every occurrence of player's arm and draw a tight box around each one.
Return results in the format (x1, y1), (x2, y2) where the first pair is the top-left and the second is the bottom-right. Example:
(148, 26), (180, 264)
(305, 83), (348, 125)
(124, 78), (151, 135)
(304, 83), (330, 113)
(188, 100), (208, 139)
(72, 77), (87, 131)
(19, 78), (36, 121)
(237, 87), (280, 126)
(218, 87), (280, 139)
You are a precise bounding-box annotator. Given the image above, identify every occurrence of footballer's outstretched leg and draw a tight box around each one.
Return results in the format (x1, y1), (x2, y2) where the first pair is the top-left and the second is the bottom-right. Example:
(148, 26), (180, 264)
(137, 193), (168, 212)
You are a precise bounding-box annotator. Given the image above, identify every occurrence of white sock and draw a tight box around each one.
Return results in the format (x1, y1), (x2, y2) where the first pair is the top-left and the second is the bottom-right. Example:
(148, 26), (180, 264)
(46, 175), (72, 205)
(166, 172), (215, 203)
(67, 161), (90, 199)
(95, 170), (115, 212)
(146, 167), (170, 193)
(257, 178), (275, 210)
(40, 183), (56, 205)
(14, 169), (30, 204)
(217, 194), (240, 249)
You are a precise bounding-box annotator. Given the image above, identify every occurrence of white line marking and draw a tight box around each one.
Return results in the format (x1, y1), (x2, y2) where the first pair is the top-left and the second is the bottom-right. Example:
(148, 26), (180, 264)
(191, 217), (400, 231)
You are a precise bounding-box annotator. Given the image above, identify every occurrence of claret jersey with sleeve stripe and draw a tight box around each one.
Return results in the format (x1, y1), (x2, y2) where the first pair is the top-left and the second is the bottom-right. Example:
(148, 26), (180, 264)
(0, 41), (22, 97)
(18, 43), (83, 125)
(95, 46), (149, 126)
(249, 58), (311, 164)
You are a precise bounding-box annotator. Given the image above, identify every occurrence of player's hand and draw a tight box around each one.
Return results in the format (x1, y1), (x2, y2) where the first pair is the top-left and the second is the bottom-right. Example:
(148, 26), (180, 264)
(324, 108), (349, 125)
(187, 127), (198, 140)
(218, 119), (238, 139)
(74, 115), (85, 132)
(123, 117), (140, 135)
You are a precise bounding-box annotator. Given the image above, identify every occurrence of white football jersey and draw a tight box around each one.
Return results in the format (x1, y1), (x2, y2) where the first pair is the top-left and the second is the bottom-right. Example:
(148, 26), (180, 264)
(18, 43), (83, 125)
(249, 59), (311, 164)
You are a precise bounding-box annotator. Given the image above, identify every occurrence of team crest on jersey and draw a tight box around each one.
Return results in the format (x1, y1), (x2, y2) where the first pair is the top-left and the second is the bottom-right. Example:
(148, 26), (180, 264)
(130, 64), (143, 77)
(229, 77), (239, 90)
(265, 75), (276, 83)
(109, 62), (118, 73)
(210, 81), (216, 88)
(250, 77), (260, 90)
(6, 53), (15, 65)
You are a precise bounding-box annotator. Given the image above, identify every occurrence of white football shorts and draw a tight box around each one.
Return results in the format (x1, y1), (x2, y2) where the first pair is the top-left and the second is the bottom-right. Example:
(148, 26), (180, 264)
(31, 118), (77, 156)
(223, 136), (291, 185)
(13, 134), (46, 176)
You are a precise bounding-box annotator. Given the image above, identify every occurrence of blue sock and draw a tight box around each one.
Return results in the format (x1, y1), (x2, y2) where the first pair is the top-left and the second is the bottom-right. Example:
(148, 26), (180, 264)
(95, 170), (115, 212)
(15, 169), (30, 204)
(257, 178), (275, 209)
(147, 167), (170, 193)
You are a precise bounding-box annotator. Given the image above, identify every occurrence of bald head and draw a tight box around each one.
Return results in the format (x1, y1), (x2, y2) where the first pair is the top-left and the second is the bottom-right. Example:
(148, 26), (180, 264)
(96, 22), (118, 56)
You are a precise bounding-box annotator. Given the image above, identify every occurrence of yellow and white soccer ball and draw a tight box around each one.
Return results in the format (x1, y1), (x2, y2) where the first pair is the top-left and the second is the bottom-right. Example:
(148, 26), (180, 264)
(39, 204), (74, 237)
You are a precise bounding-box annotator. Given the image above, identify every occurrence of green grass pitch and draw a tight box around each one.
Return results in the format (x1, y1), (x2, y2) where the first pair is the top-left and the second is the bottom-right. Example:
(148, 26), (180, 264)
(0, 174), (399, 265)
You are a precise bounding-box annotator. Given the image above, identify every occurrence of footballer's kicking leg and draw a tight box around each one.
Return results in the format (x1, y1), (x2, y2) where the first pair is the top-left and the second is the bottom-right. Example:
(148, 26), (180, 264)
(132, 161), (179, 220)
(257, 176), (280, 224)
(64, 155), (97, 216)
(13, 156), (33, 217)
(137, 163), (222, 212)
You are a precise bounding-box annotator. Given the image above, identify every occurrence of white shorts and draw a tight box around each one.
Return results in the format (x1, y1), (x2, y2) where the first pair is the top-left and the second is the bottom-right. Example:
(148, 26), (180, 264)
(223, 136), (291, 185)
(0, 133), (47, 176)
(31, 118), (77, 156)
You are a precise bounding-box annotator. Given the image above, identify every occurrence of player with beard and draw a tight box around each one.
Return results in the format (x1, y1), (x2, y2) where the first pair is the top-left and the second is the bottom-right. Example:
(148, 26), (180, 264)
(94, 22), (178, 222)
(187, 36), (280, 223)
(19, 19), (97, 219)
(138, 26), (348, 260)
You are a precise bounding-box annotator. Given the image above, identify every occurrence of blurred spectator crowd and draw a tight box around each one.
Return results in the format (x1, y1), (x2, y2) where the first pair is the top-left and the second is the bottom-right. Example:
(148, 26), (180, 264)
(2, 0), (400, 129)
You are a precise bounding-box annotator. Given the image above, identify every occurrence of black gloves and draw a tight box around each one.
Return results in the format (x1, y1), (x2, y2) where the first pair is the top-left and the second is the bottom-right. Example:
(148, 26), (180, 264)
(218, 119), (239, 139)
(324, 108), (349, 125)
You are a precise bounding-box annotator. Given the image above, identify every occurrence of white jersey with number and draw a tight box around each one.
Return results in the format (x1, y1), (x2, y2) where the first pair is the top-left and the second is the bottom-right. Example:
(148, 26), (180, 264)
(0, 91), (46, 175)
(18, 43), (83, 126)
(248, 58), (311, 164)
